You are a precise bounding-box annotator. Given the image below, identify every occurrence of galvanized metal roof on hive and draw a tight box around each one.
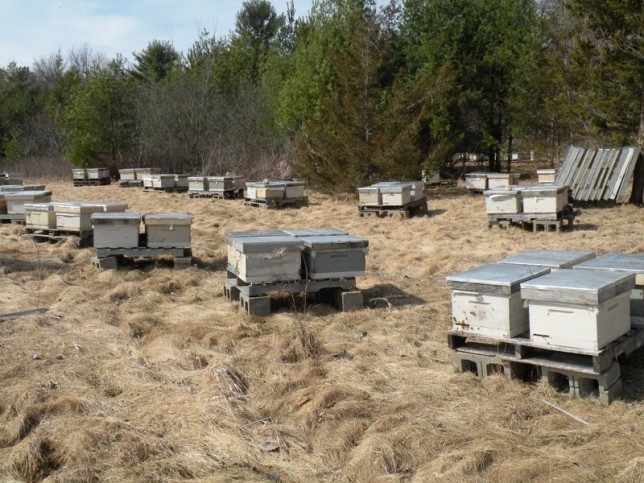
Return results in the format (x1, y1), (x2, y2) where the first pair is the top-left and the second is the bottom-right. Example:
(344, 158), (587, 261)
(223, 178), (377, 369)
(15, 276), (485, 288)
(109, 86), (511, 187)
(556, 146), (641, 202)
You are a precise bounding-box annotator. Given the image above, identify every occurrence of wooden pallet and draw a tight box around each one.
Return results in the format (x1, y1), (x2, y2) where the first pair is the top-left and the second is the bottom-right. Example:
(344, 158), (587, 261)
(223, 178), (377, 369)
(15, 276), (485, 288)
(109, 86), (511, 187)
(0, 213), (26, 224)
(243, 196), (308, 209)
(73, 178), (111, 186)
(224, 272), (361, 316)
(487, 206), (575, 231)
(22, 228), (93, 247)
(188, 190), (243, 199)
(118, 179), (144, 187)
(358, 197), (428, 219)
(143, 187), (189, 193)
(92, 246), (192, 270)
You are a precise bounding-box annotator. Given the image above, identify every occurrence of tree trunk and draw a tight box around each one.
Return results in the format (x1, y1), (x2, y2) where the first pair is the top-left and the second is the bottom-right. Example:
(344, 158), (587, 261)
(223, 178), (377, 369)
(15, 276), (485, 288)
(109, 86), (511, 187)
(629, 97), (644, 205)
(507, 130), (513, 173)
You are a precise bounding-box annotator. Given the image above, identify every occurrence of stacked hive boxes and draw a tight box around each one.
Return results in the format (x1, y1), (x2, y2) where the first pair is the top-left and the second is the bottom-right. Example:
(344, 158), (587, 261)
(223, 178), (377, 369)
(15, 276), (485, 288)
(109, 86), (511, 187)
(358, 181), (425, 207)
(91, 212), (193, 249)
(144, 214), (193, 248)
(208, 176), (244, 195)
(466, 172), (520, 192)
(72, 168), (110, 180)
(484, 184), (570, 216)
(24, 202), (128, 232)
(147, 174), (189, 190)
(245, 180), (306, 203)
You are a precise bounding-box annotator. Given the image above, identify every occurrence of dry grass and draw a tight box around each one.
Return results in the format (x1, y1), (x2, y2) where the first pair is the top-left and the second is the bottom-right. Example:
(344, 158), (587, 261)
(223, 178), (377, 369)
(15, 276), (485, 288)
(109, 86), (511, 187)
(1, 179), (644, 481)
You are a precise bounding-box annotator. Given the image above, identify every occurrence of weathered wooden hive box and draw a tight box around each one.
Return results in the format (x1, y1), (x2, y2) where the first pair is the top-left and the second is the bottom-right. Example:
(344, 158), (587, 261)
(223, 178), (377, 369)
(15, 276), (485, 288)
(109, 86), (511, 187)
(497, 250), (595, 270)
(295, 234), (368, 280)
(465, 172), (488, 191)
(25, 203), (57, 230)
(87, 168), (110, 179)
(91, 202), (129, 212)
(225, 233), (304, 284)
(0, 185), (24, 192)
(72, 169), (87, 180)
(281, 181), (306, 199)
(23, 184), (46, 191)
(152, 174), (175, 189)
(174, 174), (189, 188)
(487, 173), (520, 189)
(358, 186), (381, 206)
(536, 168), (558, 184)
(56, 203), (105, 232)
(484, 188), (522, 214)
(446, 264), (551, 338)
(91, 212), (141, 248)
(135, 168), (160, 179)
(520, 185), (569, 213)
(521, 269), (634, 351)
(380, 183), (412, 206)
(245, 181), (285, 200)
(208, 176), (244, 192)
(119, 169), (136, 181)
(574, 253), (644, 327)
(143, 213), (193, 248)
(4, 191), (52, 214)
(189, 176), (208, 192)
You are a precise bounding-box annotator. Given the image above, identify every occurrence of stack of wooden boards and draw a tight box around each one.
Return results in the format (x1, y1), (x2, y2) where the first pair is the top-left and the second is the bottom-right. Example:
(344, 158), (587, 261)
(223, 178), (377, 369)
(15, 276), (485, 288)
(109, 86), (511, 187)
(188, 175), (245, 199)
(224, 228), (368, 315)
(118, 168), (160, 187)
(244, 180), (307, 208)
(446, 249), (644, 404)
(90, 212), (193, 269)
(484, 184), (573, 231)
(72, 168), (111, 186)
(357, 181), (427, 218)
(464, 172), (521, 192)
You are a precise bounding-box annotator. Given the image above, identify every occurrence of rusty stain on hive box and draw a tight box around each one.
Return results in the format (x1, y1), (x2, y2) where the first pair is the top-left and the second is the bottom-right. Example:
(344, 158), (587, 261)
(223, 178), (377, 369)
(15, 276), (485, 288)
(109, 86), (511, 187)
(91, 212), (141, 248)
(143, 213), (192, 248)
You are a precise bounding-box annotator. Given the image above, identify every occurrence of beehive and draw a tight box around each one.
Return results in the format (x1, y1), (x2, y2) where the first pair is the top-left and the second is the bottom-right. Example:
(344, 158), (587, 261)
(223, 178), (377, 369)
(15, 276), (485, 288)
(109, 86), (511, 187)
(380, 183), (412, 206)
(91, 212), (141, 248)
(142, 175), (153, 188)
(297, 234), (368, 280)
(55, 203), (105, 232)
(87, 168), (110, 179)
(23, 185), (46, 191)
(487, 173), (520, 189)
(4, 191), (52, 214)
(135, 168), (160, 179)
(0, 185), (24, 192)
(574, 253), (644, 327)
(174, 174), (189, 189)
(90, 202), (129, 212)
(207, 176), (243, 192)
(189, 177), (208, 192)
(497, 250), (595, 270)
(537, 168), (558, 184)
(358, 186), (381, 206)
(521, 269), (634, 351)
(484, 188), (522, 214)
(143, 213), (193, 248)
(465, 172), (488, 191)
(119, 169), (136, 181)
(25, 203), (57, 230)
(245, 181), (285, 200)
(520, 185), (569, 214)
(281, 181), (306, 199)
(152, 174), (174, 189)
(72, 169), (87, 180)
(226, 233), (304, 284)
(407, 181), (425, 202)
(446, 264), (551, 338)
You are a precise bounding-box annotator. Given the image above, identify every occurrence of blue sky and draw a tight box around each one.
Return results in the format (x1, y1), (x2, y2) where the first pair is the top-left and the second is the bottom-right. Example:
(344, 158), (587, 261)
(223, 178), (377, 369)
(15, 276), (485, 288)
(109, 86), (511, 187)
(0, 0), (327, 67)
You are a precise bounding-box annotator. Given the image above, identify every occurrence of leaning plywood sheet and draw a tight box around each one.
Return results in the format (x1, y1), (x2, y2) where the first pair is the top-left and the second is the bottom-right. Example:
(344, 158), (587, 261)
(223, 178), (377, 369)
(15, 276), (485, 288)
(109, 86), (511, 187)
(556, 146), (583, 187)
(571, 149), (597, 199)
(614, 147), (640, 203)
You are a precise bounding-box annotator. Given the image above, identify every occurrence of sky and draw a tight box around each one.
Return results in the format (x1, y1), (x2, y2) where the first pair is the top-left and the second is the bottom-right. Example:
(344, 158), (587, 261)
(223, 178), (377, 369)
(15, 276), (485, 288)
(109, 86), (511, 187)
(0, 0), (325, 68)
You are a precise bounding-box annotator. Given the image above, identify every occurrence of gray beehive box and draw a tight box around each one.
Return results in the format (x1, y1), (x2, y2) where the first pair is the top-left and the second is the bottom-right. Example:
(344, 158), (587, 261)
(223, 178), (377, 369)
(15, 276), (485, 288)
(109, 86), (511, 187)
(0, 185), (25, 192)
(297, 234), (368, 280)
(72, 169), (87, 180)
(4, 191), (53, 214)
(25, 203), (57, 230)
(226, 233), (304, 283)
(174, 174), (189, 188)
(520, 185), (569, 214)
(358, 186), (381, 206)
(55, 203), (105, 232)
(484, 188), (522, 214)
(465, 172), (488, 191)
(407, 181), (425, 202)
(574, 253), (644, 327)
(245, 181), (285, 200)
(446, 263), (551, 338)
(380, 183), (412, 206)
(91, 212), (141, 248)
(521, 269), (634, 351)
(497, 250), (595, 270)
(537, 168), (558, 184)
(119, 169), (136, 181)
(152, 174), (174, 189)
(208, 176), (243, 192)
(487, 173), (520, 189)
(189, 177), (208, 192)
(87, 168), (110, 179)
(143, 213), (193, 248)
(281, 180), (305, 199)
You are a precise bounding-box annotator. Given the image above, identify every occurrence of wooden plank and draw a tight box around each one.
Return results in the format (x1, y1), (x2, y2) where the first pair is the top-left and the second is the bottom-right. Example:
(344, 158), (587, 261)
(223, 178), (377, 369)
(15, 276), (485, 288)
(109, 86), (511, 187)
(605, 148), (630, 200)
(560, 146), (586, 187)
(582, 149), (608, 201)
(616, 147), (641, 203)
(571, 149), (597, 199)
(595, 149), (622, 200)
(556, 146), (581, 186)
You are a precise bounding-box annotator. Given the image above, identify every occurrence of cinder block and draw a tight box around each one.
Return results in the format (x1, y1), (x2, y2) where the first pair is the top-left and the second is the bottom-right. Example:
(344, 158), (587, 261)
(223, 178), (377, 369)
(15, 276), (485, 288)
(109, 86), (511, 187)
(92, 256), (118, 270)
(240, 292), (271, 316)
(173, 257), (192, 270)
(334, 290), (363, 312)
(224, 279), (241, 301)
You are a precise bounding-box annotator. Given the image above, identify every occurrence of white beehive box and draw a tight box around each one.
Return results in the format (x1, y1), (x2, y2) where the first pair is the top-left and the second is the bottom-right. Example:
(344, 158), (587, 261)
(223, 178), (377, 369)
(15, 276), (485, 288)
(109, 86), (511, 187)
(521, 185), (569, 214)
(521, 269), (634, 351)
(142, 175), (153, 188)
(91, 212), (140, 248)
(446, 264), (551, 338)
(135, 168), (160, 179)
(189, 177), (208, 192)
(537, 168), (558, 184)
(87, 168), (110, 179)
(4, 191), (53, 214)
(497, 250), (595, 270)
(90, 202), (129, 212)
(143, 213), (193, 248)
(484, 189), (522, 214)
(25, 203), (57, 230)
(55, 203), (105, 232)
(296, 234), (368, 280)
(152, 174), (174, 189)
(487, 173), (520, 189)
(0, 185), (24, 192)
(226, 233), (304, 284)
(465, 172), (488, 191)
(574, 253), (644, 327)
(72, 169), (87, 180)
(380, 183), (412, 206)
(207, 176), (234, 191)
(245, 182), (285, 200)
(174, 174), (189, 189)
(358, 186), (381, 206)
(119, 169), (136, 181)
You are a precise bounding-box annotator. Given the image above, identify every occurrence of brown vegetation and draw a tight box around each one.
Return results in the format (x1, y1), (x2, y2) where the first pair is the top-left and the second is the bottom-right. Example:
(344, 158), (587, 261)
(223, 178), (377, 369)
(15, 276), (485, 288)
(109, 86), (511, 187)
(2, 179), (644, 481)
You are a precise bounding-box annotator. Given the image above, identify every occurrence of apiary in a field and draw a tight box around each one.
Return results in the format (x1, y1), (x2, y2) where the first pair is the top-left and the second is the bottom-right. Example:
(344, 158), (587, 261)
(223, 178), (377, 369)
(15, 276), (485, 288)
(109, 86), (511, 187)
(497, 249), (595, 270)
(464, 172), (488, 191)
(520, 185), (569, 214)
(484, 188), (522, 214)
(4, 190), (52, 214)
(487, 173), (520, 189)
(55, 203), (106, 232)
(574, 253), (644, 327)
(446, 263), (551, 338)
(226, 233), (304, 283)
(25, 203), (57, 230)
(537, 168), (558, 184)
(143, 213), (192, 248)
(521, 269), (634, 351)
(91, 212), (141, 248)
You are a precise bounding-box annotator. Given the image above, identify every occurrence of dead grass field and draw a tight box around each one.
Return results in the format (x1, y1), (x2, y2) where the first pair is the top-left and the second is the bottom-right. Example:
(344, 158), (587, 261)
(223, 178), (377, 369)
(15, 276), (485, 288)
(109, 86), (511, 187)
(2, 179), (644, 482)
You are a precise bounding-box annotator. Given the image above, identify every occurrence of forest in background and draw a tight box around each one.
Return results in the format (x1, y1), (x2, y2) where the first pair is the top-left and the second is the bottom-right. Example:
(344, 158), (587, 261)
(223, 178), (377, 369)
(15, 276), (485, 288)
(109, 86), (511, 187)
(0, 0), (641, 193)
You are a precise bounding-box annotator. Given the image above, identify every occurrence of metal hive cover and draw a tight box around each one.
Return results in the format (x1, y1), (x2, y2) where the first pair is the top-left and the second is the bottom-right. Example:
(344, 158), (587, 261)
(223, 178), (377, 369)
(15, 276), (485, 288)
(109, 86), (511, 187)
(224, 230), (287, 245)
(4, 190), (52, 199)
(24, 203), (54, 212)
(227, 235), (303, 254)
(91, 212), (140, 221)
(446, 263), (550, 295)
(520, 185), (568, 195)
(497, 250), (595, 269)
(574, 253), (644, 273)
(143, 213), (193, 225)
(483, 189), (518, 196)
(0, 185), (24, 192)
(284, 228), (348, 237)
(521, 268), (635, 305)
(298, 235), (368, 250)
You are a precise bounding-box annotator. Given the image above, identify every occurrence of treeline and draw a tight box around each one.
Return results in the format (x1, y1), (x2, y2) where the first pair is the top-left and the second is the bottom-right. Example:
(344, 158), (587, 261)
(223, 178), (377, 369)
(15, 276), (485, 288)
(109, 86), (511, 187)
(0, 0), (641, 192)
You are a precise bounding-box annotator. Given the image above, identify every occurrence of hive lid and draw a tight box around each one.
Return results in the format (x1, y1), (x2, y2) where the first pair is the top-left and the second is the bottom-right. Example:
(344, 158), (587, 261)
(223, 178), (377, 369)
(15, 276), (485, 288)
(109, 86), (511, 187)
(446, 263), (551, 295)
(379, 183), (412, 193)
(574, 253), (644, 284)
(358, 186), (380, 193)
(55, 203), (105, 214)
(89, 202), (129, 212)
(24, 203), (54, 211)
(143, 213), (193, 225)
(284, 228), (348, 237)
(521, 269), (635, 305)
(298, 234), (368, 250)
(4, 190), (52, 200)
(497, 250), (595, 269)
(520, 184), (568, 195)
(0, 185), (25, 192)
(483, 189), (519, 196)
(227, 235), (304, 254)
(155, 174), (174, 178)
(466, 172), (488, 178)
(91, 211), (141, 222)
(224, 230), (287, 244)
(372, 181), (400, 187)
